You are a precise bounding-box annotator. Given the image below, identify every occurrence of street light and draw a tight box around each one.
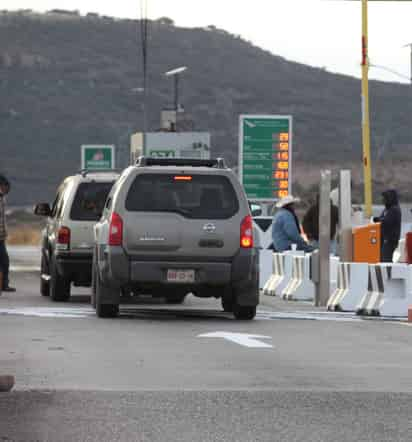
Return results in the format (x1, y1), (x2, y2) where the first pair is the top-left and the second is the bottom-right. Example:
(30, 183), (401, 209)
(131, 87), (147, 164)
(165, 66), (187, 131)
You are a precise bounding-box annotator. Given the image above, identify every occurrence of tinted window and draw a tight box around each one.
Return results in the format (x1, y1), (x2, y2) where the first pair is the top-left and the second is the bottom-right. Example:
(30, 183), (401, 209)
(125, 174), (239, 220)
(70, 182), (114, 221)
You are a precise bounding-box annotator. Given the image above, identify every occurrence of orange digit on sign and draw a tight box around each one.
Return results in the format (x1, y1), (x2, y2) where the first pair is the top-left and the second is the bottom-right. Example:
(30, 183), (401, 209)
(279, 180), (289, 189)
(279, 133), (289, 142)
(278, 152), (289, 161)
(279, 143), (289, 151)
(277, 162), (289, 170)
(278, 190), (288, 198)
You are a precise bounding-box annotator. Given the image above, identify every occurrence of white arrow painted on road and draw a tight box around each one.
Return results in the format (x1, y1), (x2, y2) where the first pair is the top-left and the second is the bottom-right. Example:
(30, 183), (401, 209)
(198, 331), (273, 348)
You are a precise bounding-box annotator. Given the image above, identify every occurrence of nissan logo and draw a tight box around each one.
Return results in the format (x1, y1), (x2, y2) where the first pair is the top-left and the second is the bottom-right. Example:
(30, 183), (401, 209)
(203, 223), (216, 233)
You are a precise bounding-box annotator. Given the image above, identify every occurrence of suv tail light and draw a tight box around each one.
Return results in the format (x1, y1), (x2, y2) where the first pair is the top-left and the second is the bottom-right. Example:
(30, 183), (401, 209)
(57, 226), (71, 250)
(240, 215), (254, 248)
(109, 212), (123, 246)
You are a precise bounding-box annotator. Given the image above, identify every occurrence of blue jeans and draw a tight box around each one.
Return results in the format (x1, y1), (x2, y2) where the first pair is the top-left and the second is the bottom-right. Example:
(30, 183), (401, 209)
(0, 240), (10, 289)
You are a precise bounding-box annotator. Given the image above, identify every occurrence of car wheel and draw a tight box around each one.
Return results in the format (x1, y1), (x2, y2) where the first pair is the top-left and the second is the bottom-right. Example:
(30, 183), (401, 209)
(91, 252), (97, 308)
(233, 304), (256, 320)
(221, 287), (234, 312)
(166, 292), (186, 304)
(49, 257), (70, 302)
(40, 253), (50, 297)
(95, 271), (119, 318)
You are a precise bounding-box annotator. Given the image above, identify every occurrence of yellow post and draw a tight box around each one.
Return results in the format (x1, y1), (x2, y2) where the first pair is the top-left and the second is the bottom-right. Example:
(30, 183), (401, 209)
(361, 0), (373, 218)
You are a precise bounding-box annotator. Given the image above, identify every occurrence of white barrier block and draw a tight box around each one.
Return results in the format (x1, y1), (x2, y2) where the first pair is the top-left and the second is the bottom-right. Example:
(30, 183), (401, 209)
(330, 256), (340, 296)
(328, 262), (369, 312)
(282, 255), (302, 300)
(264, 253), (284, 296)
(286, 255), (315, 301)
(259, 249), (274, 289)
(357, 263), (411, 317)
(275, 251), (304, 297)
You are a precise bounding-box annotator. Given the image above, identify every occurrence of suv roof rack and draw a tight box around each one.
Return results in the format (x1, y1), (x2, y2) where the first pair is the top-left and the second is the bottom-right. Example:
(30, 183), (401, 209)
(78, 169), (119, 177)
(135, 157), (227, 169)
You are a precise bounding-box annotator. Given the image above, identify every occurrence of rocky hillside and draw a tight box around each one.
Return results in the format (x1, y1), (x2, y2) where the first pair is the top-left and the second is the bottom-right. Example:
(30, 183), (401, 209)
(1, 10), (411, 204)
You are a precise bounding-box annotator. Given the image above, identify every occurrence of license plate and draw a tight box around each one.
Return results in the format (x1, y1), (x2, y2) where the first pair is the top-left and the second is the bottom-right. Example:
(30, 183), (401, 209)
(167, 269), (195, 283)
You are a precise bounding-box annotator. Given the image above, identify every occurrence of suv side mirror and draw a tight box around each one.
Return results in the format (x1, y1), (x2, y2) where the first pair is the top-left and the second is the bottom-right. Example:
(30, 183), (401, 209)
(34, 203), (51, 217)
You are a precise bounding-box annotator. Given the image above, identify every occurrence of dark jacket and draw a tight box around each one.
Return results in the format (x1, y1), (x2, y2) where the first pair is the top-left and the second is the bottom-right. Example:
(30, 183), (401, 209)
(0, 194), (6, 241)
(302, 201), (339, 241)
(374, 190), (401, 244)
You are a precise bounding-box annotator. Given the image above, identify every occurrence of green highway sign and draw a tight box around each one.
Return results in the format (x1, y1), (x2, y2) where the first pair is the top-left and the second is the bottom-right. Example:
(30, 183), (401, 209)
(239, 115), (292, 201)
(81, 145), (115, 170)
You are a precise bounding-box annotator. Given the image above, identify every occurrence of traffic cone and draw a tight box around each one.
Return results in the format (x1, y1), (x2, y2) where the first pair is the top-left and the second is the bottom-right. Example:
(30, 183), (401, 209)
(0, 375), (14, 392)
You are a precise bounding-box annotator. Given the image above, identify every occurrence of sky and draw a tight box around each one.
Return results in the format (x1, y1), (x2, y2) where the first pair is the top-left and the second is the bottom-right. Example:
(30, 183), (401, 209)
(4, 0), (412, 83)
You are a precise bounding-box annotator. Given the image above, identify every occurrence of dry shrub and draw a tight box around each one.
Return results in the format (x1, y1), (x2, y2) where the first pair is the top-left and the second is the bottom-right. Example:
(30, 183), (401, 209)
(7, 226), (42, 245)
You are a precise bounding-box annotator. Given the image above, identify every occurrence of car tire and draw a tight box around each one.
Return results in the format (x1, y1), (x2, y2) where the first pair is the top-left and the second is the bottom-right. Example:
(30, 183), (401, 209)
(49, 257), (71, 302)
(166, 293), (186, 304)
(233, 304), (256, 320)
(91, 251), (97, 309)
(40, 253), (50, 297)
(95, 271), (119, 318)
(221, 287), (234, 312)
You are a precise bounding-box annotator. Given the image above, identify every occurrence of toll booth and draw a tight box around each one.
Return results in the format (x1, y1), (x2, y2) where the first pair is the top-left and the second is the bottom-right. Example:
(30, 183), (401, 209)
(352, 223), (381, 263)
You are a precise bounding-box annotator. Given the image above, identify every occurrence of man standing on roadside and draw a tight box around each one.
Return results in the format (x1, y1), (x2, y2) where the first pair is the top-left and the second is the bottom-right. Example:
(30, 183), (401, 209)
(0, 175), (15, 293)
(373, 189), (402, 263)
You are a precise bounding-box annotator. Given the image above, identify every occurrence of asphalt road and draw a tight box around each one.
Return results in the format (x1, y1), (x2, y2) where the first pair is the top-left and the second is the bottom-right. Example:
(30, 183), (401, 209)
(1, 272), (412, 441)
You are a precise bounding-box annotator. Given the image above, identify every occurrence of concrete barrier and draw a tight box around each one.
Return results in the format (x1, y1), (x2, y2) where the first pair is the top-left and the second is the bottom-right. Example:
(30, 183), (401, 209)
(259, 249), (274, 289)
(330, 256), (340, 296)
(263, 253), (284, 296)
(357, 263), (412, 317)
(327, 262), (369, 312)
(282, 254), (315, 301)
(274, 251), (304, 297)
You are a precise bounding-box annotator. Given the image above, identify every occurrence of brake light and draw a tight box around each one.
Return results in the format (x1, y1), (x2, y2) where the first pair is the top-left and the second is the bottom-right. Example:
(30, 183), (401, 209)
(57, 226), (70, 250)
(240, 215), (254, 248)
(109, 212), (123, 246)
(174, 176), (192, 181)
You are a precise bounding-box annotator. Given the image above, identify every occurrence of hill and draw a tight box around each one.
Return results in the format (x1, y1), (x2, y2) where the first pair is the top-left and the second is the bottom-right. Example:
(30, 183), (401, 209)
(0, 10), (411, 205)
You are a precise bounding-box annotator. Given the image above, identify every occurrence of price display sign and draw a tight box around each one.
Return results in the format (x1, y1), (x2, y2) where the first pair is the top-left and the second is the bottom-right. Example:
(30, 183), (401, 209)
(239, 115), (292, 201)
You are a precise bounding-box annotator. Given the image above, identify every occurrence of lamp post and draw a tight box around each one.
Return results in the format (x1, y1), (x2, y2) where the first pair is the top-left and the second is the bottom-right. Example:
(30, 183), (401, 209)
(165, 66), (187, 132)
(131, 87), (146, 164)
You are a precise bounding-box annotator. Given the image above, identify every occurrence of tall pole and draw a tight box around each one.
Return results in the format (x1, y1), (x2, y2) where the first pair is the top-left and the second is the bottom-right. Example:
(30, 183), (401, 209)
(361, 0), (373, 218)
(409, 44), (412, 84)
(174, 74), (179, 132)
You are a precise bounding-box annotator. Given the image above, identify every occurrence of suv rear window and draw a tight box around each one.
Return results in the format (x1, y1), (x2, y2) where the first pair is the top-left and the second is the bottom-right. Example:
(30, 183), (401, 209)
(125, 174), (239, 219)
(70, 182), (114, 221)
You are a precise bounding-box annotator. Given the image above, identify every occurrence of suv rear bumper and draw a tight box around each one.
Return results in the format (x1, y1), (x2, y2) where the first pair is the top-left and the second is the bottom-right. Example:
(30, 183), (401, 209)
(101, 247), (259, 306)
(56, 253), (93, 285)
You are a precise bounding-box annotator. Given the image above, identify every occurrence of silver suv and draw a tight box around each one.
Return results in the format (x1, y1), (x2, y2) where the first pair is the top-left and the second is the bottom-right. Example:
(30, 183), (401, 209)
(34, 170), (119, 301)
(92, 158), (259, 319)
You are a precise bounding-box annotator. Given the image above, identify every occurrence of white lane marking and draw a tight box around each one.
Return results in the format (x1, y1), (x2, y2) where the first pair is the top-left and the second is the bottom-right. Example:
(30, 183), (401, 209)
(256, 310), (363, 322)
(198, 331), (273, 348)
(0, 307), (94, 318)
(10, 266), (40, 272)
(0, 306), (406, 323)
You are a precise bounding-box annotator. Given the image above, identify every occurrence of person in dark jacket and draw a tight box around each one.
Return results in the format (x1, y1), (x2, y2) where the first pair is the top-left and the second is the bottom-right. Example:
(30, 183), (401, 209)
(0, 175), (15, 292)
(373, 189), (402, 262)
(302, 196), (339, 254)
